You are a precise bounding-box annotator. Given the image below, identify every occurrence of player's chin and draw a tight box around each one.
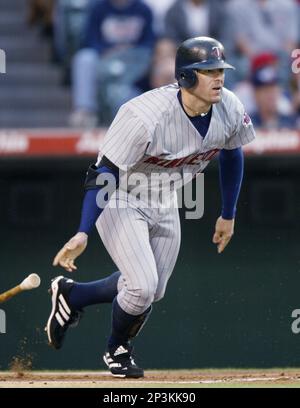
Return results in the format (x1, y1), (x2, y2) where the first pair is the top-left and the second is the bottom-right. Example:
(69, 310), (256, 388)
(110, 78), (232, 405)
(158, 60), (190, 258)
(210, 94), (222, 104)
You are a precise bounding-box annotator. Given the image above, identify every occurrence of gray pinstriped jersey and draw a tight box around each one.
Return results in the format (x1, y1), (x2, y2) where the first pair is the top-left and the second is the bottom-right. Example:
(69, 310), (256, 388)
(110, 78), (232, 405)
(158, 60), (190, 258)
(95, 84), (255, 314)
(96, 83), (255, 202)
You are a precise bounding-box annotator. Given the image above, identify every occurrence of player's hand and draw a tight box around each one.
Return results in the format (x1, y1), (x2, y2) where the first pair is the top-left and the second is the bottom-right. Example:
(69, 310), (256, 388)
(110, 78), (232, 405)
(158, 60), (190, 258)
(53, 232), (88, 272)
(212, 216), (235, 254)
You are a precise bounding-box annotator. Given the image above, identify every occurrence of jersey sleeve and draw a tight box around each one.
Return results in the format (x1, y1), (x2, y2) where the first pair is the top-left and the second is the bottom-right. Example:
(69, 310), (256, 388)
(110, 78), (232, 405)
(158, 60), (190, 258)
(224, 98), (256, 150)
(97, 104), (151, 170)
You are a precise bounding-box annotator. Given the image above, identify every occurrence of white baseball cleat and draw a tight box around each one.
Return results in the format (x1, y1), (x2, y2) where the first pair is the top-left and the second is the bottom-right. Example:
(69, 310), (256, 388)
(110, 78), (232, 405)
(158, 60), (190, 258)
(45, 276), (83, 349)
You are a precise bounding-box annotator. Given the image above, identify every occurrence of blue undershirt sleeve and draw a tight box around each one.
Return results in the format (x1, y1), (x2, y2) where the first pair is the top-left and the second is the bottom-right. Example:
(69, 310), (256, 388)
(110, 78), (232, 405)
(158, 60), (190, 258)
(219, 147), (244, 220)
(78, 165), (119, 234)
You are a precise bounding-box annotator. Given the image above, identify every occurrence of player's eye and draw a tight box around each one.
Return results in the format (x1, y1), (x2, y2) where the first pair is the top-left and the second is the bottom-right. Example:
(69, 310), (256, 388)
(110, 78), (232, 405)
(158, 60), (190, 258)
(196, 69), (224, 76)
(196, 69), (209, 75)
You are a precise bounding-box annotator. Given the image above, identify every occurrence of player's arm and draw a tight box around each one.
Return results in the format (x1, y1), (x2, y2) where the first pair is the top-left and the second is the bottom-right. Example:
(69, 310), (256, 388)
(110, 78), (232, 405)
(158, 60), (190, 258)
(53, 156), (120, 272)
(213, 147), (244, 254)
(53, 105), (150, 271)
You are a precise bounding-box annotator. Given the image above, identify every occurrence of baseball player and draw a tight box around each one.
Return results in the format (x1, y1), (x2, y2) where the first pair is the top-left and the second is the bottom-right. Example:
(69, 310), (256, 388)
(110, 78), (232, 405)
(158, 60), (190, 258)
(46, 37), (255, 378)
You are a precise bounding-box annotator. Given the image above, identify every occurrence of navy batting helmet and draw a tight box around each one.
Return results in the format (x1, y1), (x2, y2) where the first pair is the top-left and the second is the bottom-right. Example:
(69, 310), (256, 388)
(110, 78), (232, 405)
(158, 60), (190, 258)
(175, 36), (235, 88)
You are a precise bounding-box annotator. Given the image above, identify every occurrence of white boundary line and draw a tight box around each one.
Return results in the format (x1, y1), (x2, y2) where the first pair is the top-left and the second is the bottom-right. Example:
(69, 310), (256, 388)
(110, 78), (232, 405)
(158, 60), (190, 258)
(1, 377), (297, 385)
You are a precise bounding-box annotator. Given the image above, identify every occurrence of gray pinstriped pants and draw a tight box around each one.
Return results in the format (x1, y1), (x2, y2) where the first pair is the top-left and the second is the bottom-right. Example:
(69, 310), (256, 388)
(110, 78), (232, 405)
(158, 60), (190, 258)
(96, 198), (181, 316)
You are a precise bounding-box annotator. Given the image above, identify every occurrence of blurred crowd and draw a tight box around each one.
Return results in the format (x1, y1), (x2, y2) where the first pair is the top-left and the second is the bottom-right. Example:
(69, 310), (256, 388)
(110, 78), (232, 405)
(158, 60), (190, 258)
(28, 0), (300, 130)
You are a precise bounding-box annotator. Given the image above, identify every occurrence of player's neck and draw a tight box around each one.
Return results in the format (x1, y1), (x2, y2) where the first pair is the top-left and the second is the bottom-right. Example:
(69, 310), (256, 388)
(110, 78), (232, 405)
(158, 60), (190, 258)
(181, 89), (212, 117)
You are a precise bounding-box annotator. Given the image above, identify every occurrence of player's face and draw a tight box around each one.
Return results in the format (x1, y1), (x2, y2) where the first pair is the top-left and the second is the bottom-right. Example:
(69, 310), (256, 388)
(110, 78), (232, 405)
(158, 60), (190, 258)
(194, 69), (225, 104)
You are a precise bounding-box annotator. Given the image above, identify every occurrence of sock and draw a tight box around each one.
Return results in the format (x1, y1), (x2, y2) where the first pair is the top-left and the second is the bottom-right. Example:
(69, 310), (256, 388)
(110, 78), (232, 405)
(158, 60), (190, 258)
(68, 271), (121, 310)
(108, 298), (151, 348)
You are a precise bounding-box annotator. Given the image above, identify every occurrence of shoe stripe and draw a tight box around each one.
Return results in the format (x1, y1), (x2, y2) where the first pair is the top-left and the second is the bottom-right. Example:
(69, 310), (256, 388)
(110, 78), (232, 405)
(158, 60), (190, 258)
(59, 298), (70, 316)
(114, 345), (128, 356)
(104, 355), (121, 368)
(58, 303), (70, 321)
(46, 276), (63, 344)
(58, 294), (71, 314)
(55, 312), (65, 327)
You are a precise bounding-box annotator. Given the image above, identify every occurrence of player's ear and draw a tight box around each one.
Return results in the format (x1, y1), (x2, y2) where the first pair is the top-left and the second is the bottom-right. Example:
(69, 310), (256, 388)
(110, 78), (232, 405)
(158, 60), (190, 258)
(178, 69), (197, 88)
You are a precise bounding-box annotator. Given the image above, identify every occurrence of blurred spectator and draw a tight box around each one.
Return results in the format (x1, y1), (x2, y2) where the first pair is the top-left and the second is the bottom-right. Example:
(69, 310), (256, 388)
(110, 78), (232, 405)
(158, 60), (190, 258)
(223, 0), (299, 86)
(143, 0), (176, 35)
(164, 0), (226, 45)
(28, 0), (55, 35)
(70, 0), (155, 127)
(250, 54), (298, 130)
(291, 71), (300, 128)
(136, 37), (177, 92)
(53, 0), (91, 68)
(28, 0), (59, 62)
(297, 0), (300, 46)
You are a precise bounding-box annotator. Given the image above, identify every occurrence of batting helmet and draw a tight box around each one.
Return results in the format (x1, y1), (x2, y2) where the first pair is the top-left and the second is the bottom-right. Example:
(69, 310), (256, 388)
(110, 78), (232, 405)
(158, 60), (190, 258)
(175, 36), (235, 88)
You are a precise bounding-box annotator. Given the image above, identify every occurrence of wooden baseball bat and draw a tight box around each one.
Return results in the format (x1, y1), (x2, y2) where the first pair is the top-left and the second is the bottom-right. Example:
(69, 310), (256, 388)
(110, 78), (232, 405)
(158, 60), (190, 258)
(0, 274), (41, 304)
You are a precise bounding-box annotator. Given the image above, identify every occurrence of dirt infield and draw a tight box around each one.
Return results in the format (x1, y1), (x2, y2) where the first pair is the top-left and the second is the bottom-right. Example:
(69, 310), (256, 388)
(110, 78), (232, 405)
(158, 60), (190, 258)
(1, 369), (300, 388)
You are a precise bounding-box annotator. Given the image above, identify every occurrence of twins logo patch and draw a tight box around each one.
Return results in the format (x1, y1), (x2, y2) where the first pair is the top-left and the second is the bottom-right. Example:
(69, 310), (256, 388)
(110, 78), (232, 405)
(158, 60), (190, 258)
(243, 112), (252, 128)
(212, 46), (222, 59)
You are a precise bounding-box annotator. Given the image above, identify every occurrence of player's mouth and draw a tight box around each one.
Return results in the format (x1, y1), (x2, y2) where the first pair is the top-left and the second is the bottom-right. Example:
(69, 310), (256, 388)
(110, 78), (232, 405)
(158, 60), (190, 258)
(212, 86), (222, 97)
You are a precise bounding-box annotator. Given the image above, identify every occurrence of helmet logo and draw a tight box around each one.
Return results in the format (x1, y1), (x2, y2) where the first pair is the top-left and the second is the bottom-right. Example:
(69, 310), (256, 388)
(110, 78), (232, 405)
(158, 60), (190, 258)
(212, 46), (222, 59)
